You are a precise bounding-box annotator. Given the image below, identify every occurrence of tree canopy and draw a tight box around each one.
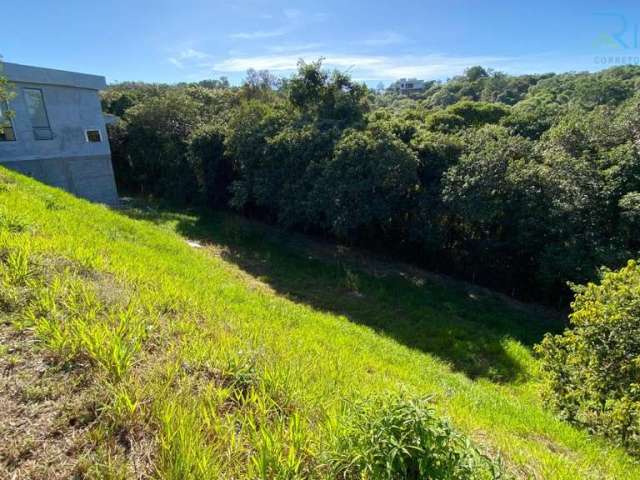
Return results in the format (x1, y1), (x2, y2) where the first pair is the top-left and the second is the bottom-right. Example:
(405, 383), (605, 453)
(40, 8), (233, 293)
(102, 61), (640, 305)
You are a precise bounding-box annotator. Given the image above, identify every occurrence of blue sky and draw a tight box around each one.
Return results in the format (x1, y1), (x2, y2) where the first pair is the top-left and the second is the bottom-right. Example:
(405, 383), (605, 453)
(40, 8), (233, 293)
(2, 1), (640, 85)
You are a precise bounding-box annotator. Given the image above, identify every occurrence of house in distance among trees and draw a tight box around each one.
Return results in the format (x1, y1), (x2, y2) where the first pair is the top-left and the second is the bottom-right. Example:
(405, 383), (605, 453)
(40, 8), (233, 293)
(388, 77), (428, 95)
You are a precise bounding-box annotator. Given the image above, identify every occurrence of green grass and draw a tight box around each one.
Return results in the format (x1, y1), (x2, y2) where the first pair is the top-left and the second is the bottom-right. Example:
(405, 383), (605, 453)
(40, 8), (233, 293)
(1, 166), (638, 479)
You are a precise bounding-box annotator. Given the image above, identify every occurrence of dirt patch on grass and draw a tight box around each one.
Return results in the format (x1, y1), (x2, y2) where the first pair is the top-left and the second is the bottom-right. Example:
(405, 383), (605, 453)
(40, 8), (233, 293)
(525, 432), (576, 458)
(470, 430), (542, 480)
(0, 320), (159, 479)
(0, 323), (98, 479)
(0, 246), (163, 479)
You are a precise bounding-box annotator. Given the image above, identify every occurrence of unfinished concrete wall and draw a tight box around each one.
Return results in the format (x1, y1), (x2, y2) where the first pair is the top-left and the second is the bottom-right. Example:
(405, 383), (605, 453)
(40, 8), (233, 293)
(0, 62), (118, 204)
(2, 155), (118, 203)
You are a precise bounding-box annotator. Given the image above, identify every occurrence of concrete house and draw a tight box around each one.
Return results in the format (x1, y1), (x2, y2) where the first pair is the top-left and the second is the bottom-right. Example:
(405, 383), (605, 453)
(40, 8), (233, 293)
(0, 62), (118, 204)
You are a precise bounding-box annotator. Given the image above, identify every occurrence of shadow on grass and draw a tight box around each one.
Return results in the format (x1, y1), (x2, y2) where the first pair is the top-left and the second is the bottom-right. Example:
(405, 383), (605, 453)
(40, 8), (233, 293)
(121, 202), (562, 384)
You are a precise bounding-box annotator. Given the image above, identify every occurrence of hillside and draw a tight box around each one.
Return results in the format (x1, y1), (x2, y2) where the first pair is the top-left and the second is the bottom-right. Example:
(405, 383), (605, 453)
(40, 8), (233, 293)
(1, 167), (639, 479)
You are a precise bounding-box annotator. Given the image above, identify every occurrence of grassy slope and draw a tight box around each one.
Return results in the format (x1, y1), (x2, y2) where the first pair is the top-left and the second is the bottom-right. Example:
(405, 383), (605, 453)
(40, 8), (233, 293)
(0, 166), (638, 479)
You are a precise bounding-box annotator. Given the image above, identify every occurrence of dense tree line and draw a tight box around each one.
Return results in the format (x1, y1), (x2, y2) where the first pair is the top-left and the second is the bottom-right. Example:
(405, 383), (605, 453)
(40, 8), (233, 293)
(102, 61), (640, 305)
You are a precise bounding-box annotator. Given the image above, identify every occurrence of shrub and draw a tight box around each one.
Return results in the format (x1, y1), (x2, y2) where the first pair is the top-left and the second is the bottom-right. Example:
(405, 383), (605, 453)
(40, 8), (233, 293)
(619, 192), (640, 232)
(287, 60), (369, 127)
(446, 101), (510, 127)
(106, 122), (133, 194)
(225, 101), (290, 214)
(257, 124), (337, 228)
(440, 126), (545, 292)
(536, 260), (640, 454)
(442, 126), (534, 226)
(410, 129), (463, 184)
(188, 124), (232, 207)
(500, 95), (560, 139)
(328, 395), (505, 479)
(226, 101), (337, 227)
(316, 127), (419, 240)
(123, 90), (202, 203)
(426, 111), (466, 133)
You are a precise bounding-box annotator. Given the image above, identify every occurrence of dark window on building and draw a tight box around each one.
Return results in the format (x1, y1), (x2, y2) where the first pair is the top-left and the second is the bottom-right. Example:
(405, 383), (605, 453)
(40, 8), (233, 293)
(23, 88), (53, 140)
(0, 102), (15, 141)
(85, 129), (102, 142)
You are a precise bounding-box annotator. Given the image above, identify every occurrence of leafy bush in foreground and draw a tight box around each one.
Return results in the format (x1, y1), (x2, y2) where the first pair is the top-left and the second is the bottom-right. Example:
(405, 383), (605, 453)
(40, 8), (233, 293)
(537, 260), (640, 454)
(328, 395), (506, 479)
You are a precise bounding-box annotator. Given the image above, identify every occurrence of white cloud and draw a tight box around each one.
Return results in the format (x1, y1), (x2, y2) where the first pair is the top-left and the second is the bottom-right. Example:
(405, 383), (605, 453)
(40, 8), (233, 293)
(283, 8), (302, 21)
(212, 53), (387, 73)
(229, 9), (327, 42)
(168, 45), (552, 83)
(313, 12), (330, 22)
(168, 48), (211, 69)
(211, 52), (511, 80)
(358, 31), (408, 47)
(212, 54), (307, 71)
(229, 28), (289, 40)
(373, 55), (508, 79)
(267, 43), (324, 53)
